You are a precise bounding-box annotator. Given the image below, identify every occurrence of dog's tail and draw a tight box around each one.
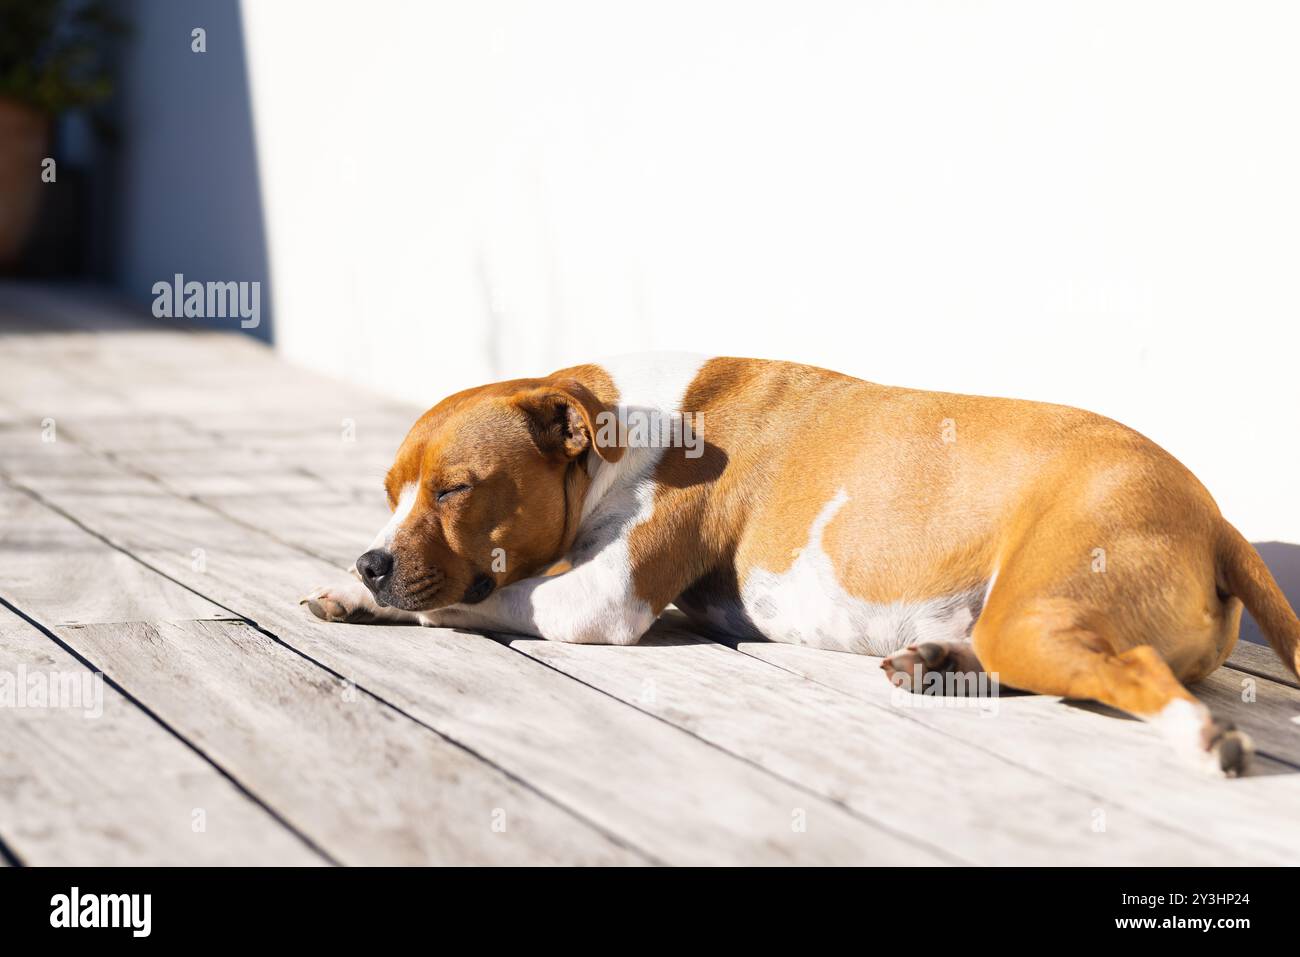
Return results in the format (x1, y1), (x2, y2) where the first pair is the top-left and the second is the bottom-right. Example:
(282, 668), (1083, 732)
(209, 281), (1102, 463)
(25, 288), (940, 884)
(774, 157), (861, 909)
(1218, 522), (1300, 677)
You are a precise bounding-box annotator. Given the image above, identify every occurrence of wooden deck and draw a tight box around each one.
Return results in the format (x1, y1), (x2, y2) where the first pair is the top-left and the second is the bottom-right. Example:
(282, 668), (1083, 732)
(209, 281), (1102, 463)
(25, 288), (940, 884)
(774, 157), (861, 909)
(2, 284), (1299, 866)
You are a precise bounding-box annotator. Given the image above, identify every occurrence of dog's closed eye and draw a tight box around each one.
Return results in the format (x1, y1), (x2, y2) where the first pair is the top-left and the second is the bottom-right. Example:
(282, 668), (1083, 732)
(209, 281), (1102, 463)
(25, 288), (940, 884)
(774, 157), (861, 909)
(436, 484), (471, 503)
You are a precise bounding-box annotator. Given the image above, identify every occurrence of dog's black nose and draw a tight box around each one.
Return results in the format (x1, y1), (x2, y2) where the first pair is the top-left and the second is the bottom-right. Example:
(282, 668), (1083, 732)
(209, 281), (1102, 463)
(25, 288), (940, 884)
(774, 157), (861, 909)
(356, 549), (394, 592)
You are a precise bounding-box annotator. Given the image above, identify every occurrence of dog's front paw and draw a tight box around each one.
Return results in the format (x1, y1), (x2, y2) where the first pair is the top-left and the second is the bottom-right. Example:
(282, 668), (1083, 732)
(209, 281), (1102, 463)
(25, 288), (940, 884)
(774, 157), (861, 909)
(300, 579), (376, 623)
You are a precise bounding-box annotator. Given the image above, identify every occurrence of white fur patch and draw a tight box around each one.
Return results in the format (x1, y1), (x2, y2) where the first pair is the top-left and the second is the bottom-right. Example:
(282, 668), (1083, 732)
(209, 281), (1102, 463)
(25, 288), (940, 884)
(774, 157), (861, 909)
(1150, 699), (1212, 760)
(580, 351), (711, 522)
(368, 482), (417, 551)
(738, 488), (987, 654)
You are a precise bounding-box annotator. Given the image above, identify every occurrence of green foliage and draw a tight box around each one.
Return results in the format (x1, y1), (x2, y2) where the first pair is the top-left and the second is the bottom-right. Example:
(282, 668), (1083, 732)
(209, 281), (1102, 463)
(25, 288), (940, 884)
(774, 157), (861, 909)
(0, 0), (125, 115)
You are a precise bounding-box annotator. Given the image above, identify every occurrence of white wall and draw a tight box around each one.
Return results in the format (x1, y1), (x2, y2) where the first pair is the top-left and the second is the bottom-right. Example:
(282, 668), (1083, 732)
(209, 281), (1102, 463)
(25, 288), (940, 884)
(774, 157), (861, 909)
(242, 0), (1300, 542)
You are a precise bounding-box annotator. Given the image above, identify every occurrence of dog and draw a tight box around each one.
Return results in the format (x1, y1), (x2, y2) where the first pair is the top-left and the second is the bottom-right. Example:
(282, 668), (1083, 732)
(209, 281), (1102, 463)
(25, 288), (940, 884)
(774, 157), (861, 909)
(303, 353), (1300, 776)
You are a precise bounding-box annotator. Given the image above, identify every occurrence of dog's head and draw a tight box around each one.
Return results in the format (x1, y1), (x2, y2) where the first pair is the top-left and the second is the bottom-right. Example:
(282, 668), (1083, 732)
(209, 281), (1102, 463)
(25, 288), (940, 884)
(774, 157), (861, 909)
(356, 375), (622, 612)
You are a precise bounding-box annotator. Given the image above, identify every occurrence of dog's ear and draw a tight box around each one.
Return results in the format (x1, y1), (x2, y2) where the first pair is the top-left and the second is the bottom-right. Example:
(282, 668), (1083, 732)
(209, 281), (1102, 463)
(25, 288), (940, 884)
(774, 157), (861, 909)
(513, 380), (624, 464)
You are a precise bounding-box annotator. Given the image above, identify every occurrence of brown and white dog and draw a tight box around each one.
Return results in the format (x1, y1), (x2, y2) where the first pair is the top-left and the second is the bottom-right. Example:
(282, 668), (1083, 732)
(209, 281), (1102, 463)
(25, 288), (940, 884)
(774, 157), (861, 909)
(303, 353), (1300, 776)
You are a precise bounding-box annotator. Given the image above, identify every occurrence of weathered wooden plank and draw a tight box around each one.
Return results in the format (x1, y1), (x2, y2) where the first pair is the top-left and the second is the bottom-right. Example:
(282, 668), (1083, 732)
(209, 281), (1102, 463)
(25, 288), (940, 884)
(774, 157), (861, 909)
(0, 425), (381, 568)
(202, 495), (382, 567)
(0, 355), (139, 418)
(732, 635), (1300, 864)
(94, 446), (332, 498)
(512, 619), (1237, 865)
(50, 415), (219, 453)
(1226, 639), (1299, 691)
(0, 351), (364, 425)
(0, 482), (234, 627)
(0, 439), (939, 864)
(0, 424), (381, 576)
(0, 412), (394, 519)
(275, 617), (935, 864)
(45, 618), (639, 866)
(0, 609), (326, 866)
(0, 294), (396, 422)
(190, 409), (416, 453)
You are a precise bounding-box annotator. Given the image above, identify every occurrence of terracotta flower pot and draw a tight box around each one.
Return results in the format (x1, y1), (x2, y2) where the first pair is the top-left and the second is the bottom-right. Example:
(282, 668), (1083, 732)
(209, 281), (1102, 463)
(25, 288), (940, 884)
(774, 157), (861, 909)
(0, 97), (51, 269)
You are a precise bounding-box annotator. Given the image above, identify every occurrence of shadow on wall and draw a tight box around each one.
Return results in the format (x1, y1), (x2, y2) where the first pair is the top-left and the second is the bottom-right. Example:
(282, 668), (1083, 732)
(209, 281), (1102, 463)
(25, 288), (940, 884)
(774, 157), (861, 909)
(1242, 542), (1300, 647)
(107, 0), (272, 341)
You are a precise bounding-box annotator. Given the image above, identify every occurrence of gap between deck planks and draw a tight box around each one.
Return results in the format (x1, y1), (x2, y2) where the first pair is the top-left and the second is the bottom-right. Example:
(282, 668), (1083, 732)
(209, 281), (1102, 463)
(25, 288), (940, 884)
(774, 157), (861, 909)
(2, 293), (1300, 868)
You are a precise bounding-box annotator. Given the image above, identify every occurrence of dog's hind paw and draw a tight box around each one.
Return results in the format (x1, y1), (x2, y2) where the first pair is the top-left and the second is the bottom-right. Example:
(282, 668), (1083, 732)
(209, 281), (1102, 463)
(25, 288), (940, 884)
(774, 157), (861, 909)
(1153, 700), (1254, 777)
(1203, 721), (1253, 778)
(880, 640), (988, 695)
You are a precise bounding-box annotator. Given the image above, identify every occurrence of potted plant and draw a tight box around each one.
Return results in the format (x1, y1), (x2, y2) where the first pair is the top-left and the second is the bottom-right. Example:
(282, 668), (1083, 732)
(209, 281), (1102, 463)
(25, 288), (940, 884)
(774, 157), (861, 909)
(0, 0), (120, 269)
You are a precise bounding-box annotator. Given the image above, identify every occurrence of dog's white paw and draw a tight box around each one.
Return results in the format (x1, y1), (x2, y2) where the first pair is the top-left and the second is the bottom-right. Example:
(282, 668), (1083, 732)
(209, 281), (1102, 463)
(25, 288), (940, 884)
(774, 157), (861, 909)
(300, 579), (375, 623)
